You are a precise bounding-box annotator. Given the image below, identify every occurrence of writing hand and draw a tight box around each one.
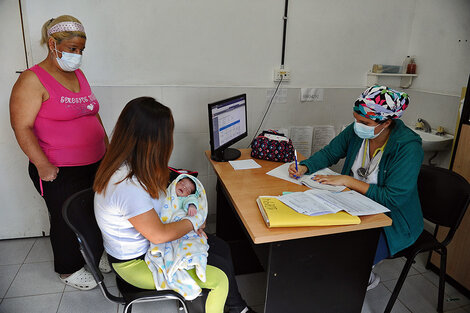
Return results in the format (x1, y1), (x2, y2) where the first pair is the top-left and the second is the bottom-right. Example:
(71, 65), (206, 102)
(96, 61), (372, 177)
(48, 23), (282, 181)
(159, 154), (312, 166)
(288, 163), (307, 179)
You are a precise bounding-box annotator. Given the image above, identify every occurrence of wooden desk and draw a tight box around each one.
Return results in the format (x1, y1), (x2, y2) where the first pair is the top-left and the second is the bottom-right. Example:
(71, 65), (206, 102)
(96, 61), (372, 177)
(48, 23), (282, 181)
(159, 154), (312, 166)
(206, 149), (392, 313)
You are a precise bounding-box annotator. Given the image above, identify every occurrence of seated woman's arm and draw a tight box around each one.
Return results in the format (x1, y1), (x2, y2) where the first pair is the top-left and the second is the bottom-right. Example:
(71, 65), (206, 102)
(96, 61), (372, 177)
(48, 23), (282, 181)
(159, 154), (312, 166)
(129, 209), (193, 245)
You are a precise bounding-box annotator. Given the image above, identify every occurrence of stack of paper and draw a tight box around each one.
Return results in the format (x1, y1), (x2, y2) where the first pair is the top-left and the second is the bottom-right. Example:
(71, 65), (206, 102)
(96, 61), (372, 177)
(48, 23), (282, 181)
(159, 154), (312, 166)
(277, 189), (390, 217)
(256, 196), (361, 228)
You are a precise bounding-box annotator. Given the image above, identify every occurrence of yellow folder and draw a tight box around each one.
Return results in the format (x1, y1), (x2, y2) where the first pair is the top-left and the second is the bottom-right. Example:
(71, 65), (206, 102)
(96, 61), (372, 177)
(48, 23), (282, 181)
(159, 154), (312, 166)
(256, 196), (361, 228)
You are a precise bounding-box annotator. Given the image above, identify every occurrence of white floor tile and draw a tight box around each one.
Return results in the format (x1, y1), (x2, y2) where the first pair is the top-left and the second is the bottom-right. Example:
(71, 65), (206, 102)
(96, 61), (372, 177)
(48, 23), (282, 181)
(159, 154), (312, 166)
(373, 257), (419, 282)
(383, 274), (461, 313)
(58, 287), (119, 313)
(362, 283), (411, 313)
(0, 293), (62, 313)
(0, 264), (20, 298)
(24, 237), (54, 263)
(6, 261), (64, 298)
(0, 238), (36, 266)
(422, 272), (470, 308)
(235, 272), (267, 307)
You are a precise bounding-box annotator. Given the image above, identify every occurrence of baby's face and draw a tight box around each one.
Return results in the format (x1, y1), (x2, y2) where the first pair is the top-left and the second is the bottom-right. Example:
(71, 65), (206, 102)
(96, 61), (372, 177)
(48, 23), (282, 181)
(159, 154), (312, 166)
(176, 178), (196, 197)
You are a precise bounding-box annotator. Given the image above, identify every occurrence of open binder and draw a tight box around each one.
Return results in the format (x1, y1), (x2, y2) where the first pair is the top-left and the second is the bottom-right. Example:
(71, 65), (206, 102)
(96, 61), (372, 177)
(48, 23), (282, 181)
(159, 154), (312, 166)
(256, 196), (361, 228)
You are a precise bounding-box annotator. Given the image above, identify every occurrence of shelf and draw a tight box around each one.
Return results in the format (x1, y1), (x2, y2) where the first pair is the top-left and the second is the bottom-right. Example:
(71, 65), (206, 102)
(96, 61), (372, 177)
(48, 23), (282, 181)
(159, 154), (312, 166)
(367, 71), (418, 88)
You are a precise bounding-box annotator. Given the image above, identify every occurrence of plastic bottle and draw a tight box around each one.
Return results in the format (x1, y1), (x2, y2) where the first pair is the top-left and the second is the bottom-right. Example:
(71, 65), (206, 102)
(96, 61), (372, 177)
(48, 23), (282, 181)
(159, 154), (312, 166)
(401, 56), (411, 74)
(407, 57), (417, 74)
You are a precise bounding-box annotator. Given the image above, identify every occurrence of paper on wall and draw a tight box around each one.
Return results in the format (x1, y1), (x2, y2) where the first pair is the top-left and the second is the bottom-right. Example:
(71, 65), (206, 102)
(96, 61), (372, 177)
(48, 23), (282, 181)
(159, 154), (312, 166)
(300, 88), (324, 102)
(289, 126), (313, 157)
(266, 88), (287, 104)
(312, 125), (336, 154)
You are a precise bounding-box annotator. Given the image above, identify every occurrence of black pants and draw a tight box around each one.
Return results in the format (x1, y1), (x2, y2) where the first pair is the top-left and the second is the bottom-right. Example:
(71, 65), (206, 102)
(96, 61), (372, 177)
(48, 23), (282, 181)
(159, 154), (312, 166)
(207, 234), (247, 310)
(28, 161), (101, 274)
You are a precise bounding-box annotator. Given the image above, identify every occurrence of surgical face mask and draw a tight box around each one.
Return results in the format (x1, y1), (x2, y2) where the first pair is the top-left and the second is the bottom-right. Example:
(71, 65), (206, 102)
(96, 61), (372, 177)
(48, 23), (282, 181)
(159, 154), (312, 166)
(354, 120), (384, 139)
(53, 42), (82, 72)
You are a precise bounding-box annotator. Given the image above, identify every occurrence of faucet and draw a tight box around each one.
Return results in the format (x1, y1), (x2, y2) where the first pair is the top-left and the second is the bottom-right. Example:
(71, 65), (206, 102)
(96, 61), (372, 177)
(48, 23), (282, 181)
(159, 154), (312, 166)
(416, 118), (432, 133)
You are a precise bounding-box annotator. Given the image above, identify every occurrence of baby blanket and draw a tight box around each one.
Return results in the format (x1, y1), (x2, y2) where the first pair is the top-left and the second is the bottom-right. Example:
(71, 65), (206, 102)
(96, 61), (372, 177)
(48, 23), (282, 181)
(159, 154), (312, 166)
(145, 174), (209, 300)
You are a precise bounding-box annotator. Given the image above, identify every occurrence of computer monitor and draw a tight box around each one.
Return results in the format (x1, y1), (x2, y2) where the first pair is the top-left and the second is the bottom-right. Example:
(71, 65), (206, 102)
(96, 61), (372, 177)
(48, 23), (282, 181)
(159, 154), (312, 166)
(208, 94), (248, 162)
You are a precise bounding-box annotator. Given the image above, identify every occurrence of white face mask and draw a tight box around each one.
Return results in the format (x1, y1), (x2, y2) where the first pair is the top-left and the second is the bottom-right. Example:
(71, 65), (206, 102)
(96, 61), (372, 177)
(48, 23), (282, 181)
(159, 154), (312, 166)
(53, 42), (82, 72)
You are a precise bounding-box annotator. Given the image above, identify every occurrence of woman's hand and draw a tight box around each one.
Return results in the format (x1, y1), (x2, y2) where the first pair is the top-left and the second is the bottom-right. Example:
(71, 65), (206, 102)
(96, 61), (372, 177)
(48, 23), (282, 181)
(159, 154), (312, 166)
(314, 174), (370, 195)
(313, 174), (351, 186)
(288, 163), (308, 178)
(196, 221), (208, 239)
(36, 162), (59, 182)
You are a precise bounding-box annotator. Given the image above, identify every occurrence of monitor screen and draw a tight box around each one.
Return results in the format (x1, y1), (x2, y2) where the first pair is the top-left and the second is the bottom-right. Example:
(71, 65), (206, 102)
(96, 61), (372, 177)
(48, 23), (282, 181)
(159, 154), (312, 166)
(208, 94), (247, 161)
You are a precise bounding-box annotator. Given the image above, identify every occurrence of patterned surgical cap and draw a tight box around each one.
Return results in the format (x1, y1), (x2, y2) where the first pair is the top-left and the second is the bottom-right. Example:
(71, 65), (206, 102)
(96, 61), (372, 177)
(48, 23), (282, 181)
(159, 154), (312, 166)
(354, 85), (409, 121)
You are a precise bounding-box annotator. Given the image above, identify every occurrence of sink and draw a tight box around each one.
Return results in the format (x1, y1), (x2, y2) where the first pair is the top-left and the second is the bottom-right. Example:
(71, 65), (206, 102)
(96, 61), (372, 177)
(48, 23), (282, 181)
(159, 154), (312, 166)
(411, 128), (454, 152)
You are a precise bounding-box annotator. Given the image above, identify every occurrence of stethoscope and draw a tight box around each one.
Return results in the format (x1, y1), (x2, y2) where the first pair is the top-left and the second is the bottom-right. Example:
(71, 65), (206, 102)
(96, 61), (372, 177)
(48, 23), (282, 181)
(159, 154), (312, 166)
(356, 138), (388, 179)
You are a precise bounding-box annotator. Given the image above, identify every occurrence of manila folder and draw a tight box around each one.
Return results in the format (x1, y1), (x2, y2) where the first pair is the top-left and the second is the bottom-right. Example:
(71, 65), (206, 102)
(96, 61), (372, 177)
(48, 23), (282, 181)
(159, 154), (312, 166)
(256, 196), (361, 228)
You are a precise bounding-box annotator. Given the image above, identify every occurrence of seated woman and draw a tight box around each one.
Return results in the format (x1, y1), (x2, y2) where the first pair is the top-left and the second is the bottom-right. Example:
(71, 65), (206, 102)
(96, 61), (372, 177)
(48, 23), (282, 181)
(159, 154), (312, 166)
(94, 97), (255, 313)
(289, 85), (424, 290)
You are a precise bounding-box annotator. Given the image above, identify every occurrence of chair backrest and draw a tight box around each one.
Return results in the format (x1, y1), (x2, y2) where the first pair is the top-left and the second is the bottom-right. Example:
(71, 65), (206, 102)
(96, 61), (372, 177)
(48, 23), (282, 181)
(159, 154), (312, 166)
(418, 165), (470, 243)
(62, 188), (104, 282)
(62, 188), (124, 304)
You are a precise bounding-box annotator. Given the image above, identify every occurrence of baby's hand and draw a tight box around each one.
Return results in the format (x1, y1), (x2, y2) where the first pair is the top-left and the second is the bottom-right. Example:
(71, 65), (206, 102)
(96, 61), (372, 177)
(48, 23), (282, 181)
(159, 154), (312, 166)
(187, 205), (197, 217)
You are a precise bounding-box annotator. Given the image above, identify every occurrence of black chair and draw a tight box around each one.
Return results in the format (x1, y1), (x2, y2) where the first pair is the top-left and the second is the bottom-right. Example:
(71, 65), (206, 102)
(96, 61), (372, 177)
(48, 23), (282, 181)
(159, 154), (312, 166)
(62, 188), (193, 313)
(384, 165), (470, 313)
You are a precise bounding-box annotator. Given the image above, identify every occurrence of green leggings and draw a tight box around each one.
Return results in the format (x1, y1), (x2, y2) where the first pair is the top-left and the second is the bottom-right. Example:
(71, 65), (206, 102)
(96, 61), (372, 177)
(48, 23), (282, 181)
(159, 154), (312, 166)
(112, 259), (228, 313)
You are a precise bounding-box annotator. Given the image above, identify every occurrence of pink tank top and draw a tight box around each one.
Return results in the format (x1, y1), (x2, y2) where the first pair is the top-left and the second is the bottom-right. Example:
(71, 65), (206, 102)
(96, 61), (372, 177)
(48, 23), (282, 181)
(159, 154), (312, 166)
(29, 65), (106, 167)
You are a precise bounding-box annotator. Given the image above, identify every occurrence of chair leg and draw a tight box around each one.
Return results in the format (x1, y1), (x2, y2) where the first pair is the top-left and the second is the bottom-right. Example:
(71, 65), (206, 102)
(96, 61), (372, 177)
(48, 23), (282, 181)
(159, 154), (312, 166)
(123, 303), (132, 313)
(437, 248), (447, 313)
(384, 256), (415, 313)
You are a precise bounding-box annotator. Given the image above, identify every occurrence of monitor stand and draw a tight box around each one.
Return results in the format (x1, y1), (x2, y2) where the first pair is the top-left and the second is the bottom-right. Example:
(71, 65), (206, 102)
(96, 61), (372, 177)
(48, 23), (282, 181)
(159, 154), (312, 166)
(211, 148), (241, 162)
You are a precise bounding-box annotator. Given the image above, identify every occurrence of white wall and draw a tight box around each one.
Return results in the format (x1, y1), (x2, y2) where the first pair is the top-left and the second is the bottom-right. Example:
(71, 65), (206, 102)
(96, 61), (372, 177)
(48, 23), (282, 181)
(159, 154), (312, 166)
(1, 0), (468, 238)
(0, 0), (50, 239)
(408, 0), (470, 94)
(21, 0), (468, 94)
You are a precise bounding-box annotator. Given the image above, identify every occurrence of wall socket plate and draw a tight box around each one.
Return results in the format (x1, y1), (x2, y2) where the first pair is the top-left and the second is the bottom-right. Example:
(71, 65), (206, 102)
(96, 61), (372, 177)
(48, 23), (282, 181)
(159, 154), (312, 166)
(274, 68), (291, 81)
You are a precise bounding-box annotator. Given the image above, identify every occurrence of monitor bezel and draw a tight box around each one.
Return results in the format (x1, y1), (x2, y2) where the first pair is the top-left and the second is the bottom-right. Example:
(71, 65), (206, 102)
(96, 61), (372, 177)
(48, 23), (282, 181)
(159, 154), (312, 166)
(208, 93), (248, 162)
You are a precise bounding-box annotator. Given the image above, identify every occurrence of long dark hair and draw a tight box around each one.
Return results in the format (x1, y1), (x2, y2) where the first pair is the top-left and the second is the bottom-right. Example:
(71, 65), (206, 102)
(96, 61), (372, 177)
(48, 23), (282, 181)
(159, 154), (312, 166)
(94, 97), (174, 198)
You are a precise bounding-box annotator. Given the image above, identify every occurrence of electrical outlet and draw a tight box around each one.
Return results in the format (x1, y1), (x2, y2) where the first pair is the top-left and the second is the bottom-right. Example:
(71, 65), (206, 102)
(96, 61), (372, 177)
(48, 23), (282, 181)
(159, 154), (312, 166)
(274, 68), (291, 81)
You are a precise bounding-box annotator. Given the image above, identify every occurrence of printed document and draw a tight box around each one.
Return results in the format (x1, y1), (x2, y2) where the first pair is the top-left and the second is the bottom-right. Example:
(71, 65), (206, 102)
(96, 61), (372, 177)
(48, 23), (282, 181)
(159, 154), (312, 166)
(266, 162), (346, 192)
(278, 189), (390, 216)
(312, 125), (336, 154)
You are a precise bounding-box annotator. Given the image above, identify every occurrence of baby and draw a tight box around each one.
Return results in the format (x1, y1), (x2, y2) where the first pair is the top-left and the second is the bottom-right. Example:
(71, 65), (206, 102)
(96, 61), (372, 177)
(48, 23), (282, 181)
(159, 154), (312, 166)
(175, 177), (198, 216)
(145, 174), (209, 299)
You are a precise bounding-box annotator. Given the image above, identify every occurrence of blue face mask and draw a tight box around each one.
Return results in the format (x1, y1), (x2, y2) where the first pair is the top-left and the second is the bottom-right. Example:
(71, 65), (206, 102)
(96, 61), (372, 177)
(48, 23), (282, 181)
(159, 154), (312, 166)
(354, 120), (384, 139)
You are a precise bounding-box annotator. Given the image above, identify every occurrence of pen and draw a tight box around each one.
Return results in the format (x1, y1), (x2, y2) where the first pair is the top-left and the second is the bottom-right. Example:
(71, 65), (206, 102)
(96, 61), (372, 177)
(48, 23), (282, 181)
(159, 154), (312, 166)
(294, 149), (299, 179)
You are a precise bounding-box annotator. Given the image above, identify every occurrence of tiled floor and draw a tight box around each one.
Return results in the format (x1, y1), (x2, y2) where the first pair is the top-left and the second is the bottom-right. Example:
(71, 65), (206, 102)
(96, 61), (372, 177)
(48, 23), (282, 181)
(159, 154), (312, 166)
(1, 237), (469, 313)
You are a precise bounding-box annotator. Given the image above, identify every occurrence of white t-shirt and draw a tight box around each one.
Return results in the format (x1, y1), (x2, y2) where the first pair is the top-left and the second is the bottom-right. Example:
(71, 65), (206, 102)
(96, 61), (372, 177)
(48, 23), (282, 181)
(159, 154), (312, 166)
(94, 164), (164, 260)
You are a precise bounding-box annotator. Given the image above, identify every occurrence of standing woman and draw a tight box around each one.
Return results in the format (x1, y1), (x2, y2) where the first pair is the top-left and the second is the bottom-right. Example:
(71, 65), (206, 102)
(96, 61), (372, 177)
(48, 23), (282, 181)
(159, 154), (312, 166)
(9, 15), (108, 290)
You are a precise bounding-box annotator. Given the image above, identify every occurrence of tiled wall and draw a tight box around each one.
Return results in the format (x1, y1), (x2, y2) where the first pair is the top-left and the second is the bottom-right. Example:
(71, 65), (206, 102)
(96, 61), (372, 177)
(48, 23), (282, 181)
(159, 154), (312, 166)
(93, 86), (461, 218)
